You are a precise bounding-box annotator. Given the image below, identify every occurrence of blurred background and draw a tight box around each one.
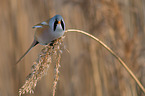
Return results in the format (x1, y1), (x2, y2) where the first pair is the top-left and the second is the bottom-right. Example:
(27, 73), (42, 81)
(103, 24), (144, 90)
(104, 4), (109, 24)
(0, 0), (145, 96)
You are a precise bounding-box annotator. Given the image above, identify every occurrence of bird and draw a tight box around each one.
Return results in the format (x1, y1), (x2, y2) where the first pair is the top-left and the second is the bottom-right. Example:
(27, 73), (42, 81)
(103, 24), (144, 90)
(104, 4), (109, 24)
(16, 15), (65, 64)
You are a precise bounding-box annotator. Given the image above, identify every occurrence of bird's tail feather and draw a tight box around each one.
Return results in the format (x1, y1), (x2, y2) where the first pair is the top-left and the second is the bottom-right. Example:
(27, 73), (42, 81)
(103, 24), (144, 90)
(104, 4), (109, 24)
(16, 40), (39, 64)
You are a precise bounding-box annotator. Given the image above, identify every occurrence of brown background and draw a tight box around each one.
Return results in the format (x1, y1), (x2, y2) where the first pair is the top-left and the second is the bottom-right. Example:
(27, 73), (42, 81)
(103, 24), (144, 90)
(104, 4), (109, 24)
(0, 0), (145, 96)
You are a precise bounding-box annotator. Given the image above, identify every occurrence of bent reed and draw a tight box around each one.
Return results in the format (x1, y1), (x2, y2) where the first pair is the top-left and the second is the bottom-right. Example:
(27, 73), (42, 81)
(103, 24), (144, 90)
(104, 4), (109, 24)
(19, 29), (145, 96)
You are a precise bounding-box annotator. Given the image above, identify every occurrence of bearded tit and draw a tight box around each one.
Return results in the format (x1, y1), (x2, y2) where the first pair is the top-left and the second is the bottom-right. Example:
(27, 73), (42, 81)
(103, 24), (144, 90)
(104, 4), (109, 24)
(16, 15), (65, 64)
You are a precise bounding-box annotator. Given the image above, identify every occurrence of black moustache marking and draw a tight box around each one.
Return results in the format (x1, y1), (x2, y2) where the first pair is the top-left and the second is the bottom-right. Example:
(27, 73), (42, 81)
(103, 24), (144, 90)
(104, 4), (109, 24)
(61, 20), (64, 30)
(54, 19), (64, 31)
(54, 20), (58, 31)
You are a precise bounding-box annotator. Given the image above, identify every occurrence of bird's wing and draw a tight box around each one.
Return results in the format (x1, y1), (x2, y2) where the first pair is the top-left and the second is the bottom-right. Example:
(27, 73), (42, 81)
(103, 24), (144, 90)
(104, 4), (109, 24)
(34, 25), (52, 45)
(32, 20), (49, 29)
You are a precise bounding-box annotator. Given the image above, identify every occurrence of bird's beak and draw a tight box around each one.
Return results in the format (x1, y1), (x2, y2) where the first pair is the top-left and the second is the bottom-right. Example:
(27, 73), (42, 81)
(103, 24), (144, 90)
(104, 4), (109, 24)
(58, 21), (61, 24)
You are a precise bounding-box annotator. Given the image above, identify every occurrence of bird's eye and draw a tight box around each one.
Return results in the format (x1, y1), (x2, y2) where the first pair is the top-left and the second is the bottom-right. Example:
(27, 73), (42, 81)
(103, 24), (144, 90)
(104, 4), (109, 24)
(61, 20), (64, 30)
(54, 20), (58, 31)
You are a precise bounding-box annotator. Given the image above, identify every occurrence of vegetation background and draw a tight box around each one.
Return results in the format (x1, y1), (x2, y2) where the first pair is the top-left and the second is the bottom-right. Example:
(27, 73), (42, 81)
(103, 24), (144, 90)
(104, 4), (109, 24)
(0, 0), (145, 96)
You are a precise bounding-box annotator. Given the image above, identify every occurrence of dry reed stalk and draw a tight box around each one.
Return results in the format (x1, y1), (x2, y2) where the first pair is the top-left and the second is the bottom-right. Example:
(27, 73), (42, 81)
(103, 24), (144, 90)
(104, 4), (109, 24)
(19, 37), (64, 96)
(18, 29), (145, 96)
(65, 29), (145, 94)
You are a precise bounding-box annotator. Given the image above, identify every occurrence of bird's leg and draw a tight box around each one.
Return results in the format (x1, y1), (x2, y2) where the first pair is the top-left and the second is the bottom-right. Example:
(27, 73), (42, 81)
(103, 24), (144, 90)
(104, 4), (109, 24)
(49, 42), (54, 46)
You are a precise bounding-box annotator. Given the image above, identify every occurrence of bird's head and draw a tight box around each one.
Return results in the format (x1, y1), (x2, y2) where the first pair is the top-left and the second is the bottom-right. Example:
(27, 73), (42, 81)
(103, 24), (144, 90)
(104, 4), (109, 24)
(49, 15), (65, 32)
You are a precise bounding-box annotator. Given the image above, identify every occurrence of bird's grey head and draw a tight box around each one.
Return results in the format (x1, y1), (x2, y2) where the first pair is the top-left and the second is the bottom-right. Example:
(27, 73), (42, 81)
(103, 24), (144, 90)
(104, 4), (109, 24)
(49, 15), (65, 32)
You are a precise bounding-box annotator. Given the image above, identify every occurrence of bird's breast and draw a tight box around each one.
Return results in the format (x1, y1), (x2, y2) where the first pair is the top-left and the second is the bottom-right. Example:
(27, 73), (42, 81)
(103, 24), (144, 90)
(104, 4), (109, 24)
(34, 27), (64, 45)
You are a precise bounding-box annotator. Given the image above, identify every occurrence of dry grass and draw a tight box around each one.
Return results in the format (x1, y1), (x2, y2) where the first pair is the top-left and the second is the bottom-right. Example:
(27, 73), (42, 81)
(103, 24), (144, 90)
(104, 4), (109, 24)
(18, 37), (64, 96)
(1, 0), (145, 96)
(18, 29), (145, 96)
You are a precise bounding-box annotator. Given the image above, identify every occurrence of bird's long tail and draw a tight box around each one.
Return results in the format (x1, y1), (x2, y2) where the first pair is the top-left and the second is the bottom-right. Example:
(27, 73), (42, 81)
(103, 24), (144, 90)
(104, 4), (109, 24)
(16, 40), (39, 64)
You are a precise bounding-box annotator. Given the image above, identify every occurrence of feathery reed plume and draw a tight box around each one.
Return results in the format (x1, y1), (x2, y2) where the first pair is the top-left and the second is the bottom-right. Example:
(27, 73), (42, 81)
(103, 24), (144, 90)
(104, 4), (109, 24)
(19, 37), (64, 96)
(65, 29), (145, 94)
(52, 49), (61, 96)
